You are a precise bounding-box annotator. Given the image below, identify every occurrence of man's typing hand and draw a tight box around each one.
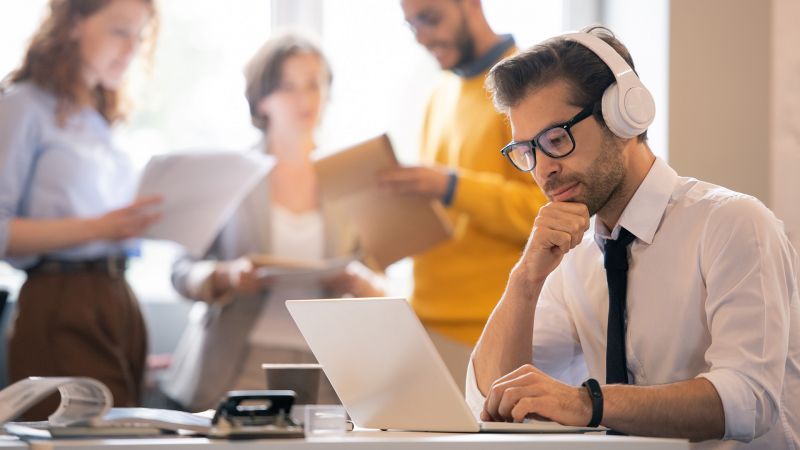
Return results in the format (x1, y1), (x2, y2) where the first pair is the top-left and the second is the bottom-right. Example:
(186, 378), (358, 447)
(481, 364), (591, 427)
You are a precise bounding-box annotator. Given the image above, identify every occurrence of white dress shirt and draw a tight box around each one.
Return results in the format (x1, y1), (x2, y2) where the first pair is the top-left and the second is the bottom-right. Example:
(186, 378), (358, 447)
(466, 158), (800, 450)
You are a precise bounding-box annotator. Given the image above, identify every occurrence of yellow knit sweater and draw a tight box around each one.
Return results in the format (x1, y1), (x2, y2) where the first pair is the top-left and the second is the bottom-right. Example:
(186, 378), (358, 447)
(411, 51), (548, 345)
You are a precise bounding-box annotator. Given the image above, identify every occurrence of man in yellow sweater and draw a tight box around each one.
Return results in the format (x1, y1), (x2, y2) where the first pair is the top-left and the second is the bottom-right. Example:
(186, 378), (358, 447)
(381, 0), (547, 388)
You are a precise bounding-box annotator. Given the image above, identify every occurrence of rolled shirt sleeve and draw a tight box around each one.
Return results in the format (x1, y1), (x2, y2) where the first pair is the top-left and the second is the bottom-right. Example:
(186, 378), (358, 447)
(698, 369), (759, 442)
(696, 195), (795, 442)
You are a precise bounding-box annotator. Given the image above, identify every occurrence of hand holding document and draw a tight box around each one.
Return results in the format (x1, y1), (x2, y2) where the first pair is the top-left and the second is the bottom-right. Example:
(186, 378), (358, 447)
(250, 254), (354, 287)
(136, 151), (274, 256)
(314, 135), (453, 269)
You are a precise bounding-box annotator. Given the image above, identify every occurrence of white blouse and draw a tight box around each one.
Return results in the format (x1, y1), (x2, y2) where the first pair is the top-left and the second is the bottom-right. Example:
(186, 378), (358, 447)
(248, 203), (325, 349)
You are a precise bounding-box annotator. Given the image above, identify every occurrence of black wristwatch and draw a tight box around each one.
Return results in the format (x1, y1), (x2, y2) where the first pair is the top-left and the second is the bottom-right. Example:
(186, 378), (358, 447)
(581, 378), (603, 428)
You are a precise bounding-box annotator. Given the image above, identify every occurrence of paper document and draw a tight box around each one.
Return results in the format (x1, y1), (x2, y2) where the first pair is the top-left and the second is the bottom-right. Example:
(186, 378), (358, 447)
(0, 377), (111, 426)
(0, 378), (309, 439)
(137, 151), (273, 256)
(0, 377), (212, 437)
(250, 254), (353, 287)
(315, 135), (453, 269)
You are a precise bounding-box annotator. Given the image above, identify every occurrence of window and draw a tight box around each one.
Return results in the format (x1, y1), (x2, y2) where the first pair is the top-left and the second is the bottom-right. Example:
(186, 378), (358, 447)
(1, 0), (567, 301)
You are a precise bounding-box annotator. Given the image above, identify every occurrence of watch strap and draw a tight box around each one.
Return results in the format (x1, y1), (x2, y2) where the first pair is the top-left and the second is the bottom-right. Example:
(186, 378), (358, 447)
(582, 378), (603, 427)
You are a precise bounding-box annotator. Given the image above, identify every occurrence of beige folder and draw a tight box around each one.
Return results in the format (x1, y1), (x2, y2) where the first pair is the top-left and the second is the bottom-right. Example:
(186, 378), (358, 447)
(314, 134), (453, 269)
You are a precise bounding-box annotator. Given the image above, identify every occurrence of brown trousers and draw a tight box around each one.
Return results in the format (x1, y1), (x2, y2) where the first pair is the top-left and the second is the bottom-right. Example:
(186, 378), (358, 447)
(8, 271), (147, 420)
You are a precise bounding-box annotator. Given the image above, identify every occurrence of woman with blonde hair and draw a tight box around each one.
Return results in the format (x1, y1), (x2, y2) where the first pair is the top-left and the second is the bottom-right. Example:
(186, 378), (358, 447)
(0, 0), (162, 418)
(161, 31), (384, 411)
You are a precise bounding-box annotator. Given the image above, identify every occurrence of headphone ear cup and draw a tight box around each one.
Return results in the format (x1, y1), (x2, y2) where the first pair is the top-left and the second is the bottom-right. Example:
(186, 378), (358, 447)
(624, 85), (656, 131)
(601, 82), (637, 139)
(601, 82), (655, 140)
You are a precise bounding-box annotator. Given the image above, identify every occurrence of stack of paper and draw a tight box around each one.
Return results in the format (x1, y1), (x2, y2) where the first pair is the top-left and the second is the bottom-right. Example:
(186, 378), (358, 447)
(250, 254), (354, 286)
(0, 377), (211, 437)
(136, 151), (274, 256)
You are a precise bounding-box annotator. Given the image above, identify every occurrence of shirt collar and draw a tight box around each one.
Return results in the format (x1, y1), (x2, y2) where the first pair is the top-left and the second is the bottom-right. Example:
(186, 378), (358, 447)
(594, 157), (679, 249)
(452, 34), (515, 78)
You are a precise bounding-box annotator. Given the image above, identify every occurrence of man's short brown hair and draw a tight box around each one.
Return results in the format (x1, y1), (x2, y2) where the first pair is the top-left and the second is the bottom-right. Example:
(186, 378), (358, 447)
(486, 26), (647, 142)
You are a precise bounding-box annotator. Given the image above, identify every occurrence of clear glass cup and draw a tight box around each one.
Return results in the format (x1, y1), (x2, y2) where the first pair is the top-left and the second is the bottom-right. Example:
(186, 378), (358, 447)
(304, 404), (348, 437)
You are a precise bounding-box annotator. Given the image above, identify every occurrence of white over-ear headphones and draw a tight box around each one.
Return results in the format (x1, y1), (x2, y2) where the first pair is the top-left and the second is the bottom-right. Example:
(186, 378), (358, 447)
(562, 32), (655, 139)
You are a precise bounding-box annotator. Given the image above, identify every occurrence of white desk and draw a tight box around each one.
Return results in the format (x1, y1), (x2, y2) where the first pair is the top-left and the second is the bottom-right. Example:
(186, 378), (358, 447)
(0, 436), (27, 449)
(24, 430), (688, 450)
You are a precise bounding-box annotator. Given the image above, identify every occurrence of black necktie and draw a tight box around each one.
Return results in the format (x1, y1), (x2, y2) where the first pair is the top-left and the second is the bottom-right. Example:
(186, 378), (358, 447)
(604, 227), (636, 384)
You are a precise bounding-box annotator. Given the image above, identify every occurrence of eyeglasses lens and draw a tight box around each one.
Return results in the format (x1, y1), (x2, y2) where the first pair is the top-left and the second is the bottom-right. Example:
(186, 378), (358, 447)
(508, 143), (535, 171)
(539, 127), (573, 157)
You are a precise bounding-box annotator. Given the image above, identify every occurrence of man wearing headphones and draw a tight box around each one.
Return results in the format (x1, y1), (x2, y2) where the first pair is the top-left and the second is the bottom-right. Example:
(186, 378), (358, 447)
(469, 27), (799, 448)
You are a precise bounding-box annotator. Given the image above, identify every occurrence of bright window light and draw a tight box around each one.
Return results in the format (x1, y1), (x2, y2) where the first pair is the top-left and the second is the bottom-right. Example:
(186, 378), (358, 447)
(0, 0), (566, 301)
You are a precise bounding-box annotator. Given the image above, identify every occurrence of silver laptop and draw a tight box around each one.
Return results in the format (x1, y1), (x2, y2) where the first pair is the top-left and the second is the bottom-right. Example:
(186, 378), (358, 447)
(286, 297), (598, 433)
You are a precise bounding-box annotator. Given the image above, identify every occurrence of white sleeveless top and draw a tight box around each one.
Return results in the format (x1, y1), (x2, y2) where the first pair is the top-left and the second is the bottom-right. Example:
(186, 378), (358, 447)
(248, 202), (325, 348)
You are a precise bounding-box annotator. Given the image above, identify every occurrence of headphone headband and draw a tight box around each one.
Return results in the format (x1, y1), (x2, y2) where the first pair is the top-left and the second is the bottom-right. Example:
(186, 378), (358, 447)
(562, 33), (639, 90)
(560, 31), (655, 139)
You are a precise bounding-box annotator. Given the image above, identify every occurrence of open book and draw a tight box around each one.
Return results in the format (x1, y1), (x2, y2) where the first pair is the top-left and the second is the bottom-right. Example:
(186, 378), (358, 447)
(0, 377), (211, 437)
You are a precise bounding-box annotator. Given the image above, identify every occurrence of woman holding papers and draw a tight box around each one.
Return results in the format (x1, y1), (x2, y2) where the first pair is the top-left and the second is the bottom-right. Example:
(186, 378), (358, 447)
(161, 32), (384, 411)
(0, 0), (161, 418)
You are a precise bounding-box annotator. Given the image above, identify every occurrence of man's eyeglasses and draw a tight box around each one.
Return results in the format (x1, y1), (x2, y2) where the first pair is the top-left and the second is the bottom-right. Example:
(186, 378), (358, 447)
(500, 104), (595, 172)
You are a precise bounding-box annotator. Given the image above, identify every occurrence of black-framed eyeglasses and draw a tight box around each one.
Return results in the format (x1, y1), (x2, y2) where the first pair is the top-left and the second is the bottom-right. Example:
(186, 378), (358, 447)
(500, 104), (595, 172)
